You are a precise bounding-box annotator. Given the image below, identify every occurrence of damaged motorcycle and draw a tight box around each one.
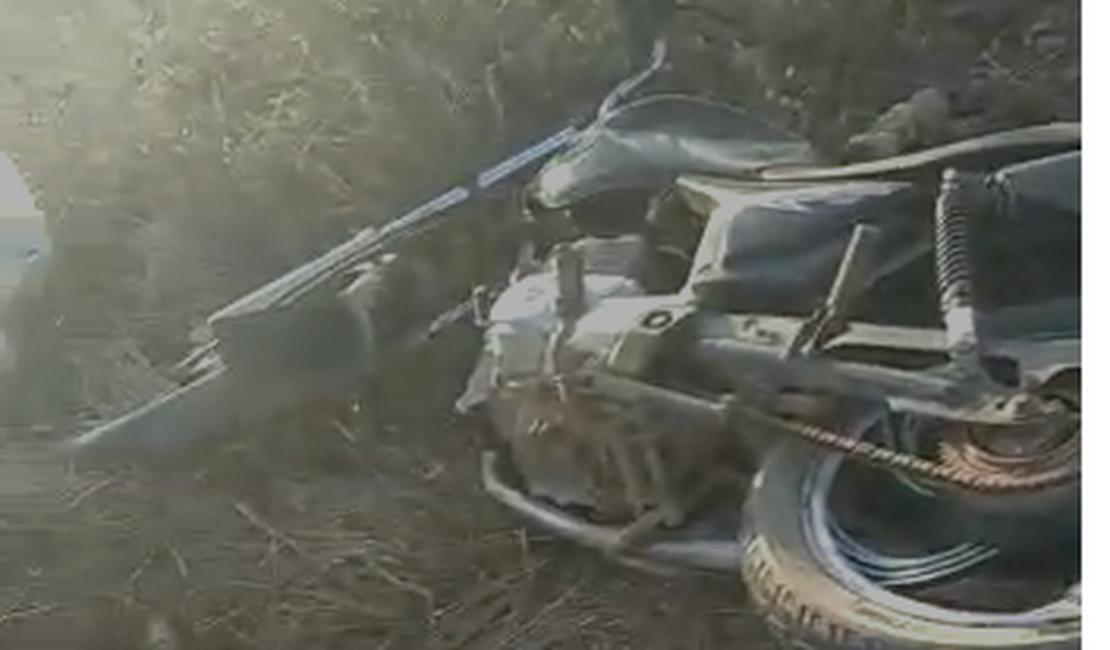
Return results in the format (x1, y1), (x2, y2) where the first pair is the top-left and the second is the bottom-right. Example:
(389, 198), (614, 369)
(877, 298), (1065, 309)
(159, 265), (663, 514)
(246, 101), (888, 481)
(69, 9), (1081, 650)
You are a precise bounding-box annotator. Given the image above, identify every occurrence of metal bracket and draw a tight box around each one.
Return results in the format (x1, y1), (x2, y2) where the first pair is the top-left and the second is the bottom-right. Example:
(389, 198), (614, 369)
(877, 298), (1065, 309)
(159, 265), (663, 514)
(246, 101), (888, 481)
(784, 224), (881, 358)
(606, 304), (695, 376)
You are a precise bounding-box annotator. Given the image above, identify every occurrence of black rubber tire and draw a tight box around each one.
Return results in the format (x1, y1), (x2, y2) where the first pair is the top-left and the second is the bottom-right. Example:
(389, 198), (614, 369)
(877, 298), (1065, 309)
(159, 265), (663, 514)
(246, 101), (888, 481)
(738, 443), (1080, 650)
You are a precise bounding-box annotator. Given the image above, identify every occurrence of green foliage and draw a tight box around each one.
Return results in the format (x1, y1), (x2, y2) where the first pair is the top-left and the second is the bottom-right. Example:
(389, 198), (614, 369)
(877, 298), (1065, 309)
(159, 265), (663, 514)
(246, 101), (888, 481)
(0, 0), (1079, 374)
(0, 0), (629, 357)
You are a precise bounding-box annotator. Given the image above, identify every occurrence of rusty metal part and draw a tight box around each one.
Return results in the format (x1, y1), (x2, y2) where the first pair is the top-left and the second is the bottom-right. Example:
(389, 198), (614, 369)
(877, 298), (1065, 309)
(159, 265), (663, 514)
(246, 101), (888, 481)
(731, 401), (1079, 493)
(938, 427), (1079, 484)
(568, 371), (730, 519)
(565, 366), (1080, 495)
(966, 394), (1074, 457)
(936, 392), (1080, 489)
(486, 369), (731, 521)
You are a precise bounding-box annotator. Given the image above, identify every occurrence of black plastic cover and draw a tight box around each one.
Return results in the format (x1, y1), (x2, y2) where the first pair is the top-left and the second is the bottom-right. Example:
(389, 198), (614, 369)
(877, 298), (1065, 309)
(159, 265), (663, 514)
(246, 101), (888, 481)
(684, 180), (924, 316)
(531, 95), (815, 209)
(994, 150), (1080, 219)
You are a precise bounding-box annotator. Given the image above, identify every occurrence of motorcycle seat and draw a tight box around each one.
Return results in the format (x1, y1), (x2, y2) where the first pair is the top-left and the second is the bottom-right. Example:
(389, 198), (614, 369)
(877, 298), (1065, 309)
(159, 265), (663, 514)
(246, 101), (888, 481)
(531, 95), (816, 209)
(531, 92), (1080, 211)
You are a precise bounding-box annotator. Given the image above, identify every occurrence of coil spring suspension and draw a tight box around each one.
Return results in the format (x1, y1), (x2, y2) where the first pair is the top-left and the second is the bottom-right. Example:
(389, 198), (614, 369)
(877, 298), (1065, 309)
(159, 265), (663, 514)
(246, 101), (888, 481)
(934, 169), (988, 367)
(714, 171), (1079, 494)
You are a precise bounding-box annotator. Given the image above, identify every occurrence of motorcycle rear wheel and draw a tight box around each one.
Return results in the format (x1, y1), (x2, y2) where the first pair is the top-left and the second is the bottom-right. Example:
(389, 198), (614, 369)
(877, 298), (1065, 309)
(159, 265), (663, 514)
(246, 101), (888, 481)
(739, 442), (1080, 650)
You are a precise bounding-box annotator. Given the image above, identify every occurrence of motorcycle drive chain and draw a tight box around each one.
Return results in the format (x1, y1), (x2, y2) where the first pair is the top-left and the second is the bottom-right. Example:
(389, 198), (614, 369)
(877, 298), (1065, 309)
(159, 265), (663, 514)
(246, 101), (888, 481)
(732, 403), (1079, 494)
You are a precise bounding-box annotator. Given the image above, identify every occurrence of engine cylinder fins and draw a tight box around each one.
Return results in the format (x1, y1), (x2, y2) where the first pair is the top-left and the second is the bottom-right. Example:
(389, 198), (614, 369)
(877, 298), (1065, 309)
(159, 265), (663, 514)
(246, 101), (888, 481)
(486, 373), (730, 523)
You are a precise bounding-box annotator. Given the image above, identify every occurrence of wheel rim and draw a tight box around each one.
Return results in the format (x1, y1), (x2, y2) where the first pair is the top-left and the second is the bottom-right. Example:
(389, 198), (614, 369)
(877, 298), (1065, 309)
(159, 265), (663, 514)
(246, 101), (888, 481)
(799, 410), (1080, 628)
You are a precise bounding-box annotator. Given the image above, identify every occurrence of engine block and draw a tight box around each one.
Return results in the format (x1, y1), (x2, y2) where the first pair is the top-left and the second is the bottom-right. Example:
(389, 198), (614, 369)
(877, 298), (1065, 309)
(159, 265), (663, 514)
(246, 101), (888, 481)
(461, 236), (729, 522)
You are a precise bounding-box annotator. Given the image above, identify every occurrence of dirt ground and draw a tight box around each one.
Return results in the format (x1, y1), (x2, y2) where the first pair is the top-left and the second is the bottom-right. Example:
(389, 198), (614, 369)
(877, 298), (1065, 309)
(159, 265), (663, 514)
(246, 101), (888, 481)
(0, 1), (1080, 649)
(0, 335), (776, 650)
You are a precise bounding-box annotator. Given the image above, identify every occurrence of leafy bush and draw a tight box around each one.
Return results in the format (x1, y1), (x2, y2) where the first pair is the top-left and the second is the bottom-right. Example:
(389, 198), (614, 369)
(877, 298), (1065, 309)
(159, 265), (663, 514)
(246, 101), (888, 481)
(0, 0), (1078, 414)
(0, 0), (630, 357)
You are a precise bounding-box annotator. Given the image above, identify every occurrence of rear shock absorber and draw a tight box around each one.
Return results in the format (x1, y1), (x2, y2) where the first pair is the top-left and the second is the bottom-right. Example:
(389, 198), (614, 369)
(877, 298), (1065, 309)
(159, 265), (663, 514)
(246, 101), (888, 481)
(934, 168), (989, 372)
